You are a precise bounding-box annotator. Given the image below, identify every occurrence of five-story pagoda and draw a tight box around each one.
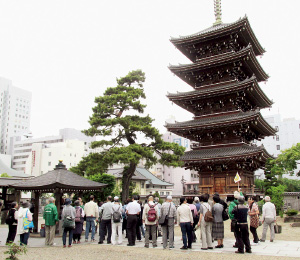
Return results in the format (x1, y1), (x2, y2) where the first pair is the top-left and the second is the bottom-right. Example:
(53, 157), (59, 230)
(166, 0), (276, 195)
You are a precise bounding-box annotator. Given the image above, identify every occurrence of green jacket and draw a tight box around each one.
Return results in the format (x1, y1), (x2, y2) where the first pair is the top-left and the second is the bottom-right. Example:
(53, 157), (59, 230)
(43, 203), (58, 226)
(228, 200), (238, 220)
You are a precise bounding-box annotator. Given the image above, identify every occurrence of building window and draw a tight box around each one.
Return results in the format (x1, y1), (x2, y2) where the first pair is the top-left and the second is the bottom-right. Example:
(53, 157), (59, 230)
(276, 135), (279, 141)
(160, 192), (164, 196)
(166, 192), (170, 195)
(141, 182), (144, 188)
(276, 145), (280, 150)
(48, 162), (51, 166)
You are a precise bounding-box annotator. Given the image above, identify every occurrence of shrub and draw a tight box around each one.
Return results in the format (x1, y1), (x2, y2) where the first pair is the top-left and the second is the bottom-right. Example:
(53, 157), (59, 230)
(285, 209), (299, 216)
(4, 243), (27, 260)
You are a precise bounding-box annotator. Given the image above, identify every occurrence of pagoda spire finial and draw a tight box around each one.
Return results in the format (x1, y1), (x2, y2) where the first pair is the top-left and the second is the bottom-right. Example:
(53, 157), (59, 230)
(213, 0), (222, 26)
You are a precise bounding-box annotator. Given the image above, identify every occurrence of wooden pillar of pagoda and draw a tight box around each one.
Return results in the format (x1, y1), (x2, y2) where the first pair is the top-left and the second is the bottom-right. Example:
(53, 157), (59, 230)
(33, 191), (40, 233)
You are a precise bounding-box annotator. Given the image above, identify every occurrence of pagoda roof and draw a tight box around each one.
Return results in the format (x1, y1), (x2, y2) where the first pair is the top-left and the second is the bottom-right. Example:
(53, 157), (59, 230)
(181, 144), (272, 162)
(165, 110), (276, 137)
(169, 45), (269, 87)
(10, 161), (107, 192)
(170, 16), (265, 57)
(167, 76), (273, 109)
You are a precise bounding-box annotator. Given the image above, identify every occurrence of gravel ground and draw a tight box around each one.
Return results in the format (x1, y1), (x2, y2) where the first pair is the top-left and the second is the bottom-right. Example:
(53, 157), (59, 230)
(0, 244), (299, 260)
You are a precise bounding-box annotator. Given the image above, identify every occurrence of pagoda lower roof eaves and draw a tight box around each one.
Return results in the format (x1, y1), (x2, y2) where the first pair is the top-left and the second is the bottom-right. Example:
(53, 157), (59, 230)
(169, 45), (269, 84)
(181, 144), (272, 162)
(167, 76), (273, 108)
(165, 110), (277, 136)
(170, 16), (265, 56)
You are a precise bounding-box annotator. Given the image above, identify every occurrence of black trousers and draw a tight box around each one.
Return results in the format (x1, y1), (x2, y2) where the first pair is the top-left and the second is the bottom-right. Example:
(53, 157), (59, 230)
(250, 226), (259, 243)
(235, 224), (251, 253)
(6, 225), (17, 244)
(127, 215), (138, 245)
(99, 219), (112, 243)
(136, 220), (141, 240)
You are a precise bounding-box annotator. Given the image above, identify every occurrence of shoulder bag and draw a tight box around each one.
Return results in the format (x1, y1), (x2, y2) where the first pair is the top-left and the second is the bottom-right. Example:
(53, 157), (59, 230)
(158, 203), (171, 226)
(23, 209), (34, 229)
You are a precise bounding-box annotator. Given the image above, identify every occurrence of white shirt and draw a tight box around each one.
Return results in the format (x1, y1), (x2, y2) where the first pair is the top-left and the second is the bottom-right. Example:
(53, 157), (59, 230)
(177, 203), (193, 224)
(262, 202), (276, 220)
(126, 200), (141, 215)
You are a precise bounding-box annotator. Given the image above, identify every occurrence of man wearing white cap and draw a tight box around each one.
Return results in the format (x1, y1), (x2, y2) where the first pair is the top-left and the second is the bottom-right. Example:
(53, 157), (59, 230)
(160, 196), (177, 249)
(110, 196), (123, 245)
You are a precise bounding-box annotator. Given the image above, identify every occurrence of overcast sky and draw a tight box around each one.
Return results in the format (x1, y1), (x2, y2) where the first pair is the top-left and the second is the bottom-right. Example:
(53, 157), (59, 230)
(0, 0), (299, 138)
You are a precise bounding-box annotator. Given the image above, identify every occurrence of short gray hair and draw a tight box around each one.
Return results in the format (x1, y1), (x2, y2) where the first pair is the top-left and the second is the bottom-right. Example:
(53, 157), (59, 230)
(49, 197), (55, 203)
(264, 196), (271, 202)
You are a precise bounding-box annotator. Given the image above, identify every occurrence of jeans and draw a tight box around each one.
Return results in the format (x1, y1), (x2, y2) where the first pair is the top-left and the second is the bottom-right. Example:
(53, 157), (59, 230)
(140, 225), (145, 237)
(85, 217), (96, 240)
(63, 228), (74, 246)
(99, 219), (112, 243)
(261, 218), (275, 241)
(250, 226), (259, 243)
(180, 222), (193, 248)
(20, 232), (30, 245)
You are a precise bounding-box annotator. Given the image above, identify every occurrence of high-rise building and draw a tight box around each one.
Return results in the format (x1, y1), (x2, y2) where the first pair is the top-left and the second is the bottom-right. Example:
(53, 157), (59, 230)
(0, 77), (32, 154)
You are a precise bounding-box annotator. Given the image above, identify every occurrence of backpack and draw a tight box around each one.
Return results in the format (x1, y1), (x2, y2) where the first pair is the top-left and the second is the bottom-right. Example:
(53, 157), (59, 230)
(112, 206), (122, 223)
(75, 207), (81, 222)
(203, 204), (213, 222)
(147, 204), (157, 222)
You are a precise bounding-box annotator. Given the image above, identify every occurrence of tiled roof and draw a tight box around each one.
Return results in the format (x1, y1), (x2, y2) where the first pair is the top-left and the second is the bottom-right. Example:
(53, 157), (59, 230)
(0, 178), (24, 187)
(166, 110), (259, 129)
(136, 168), (173, 186)
(10, 163), (107, 191)
(0, 158), (29, 178)
(107, 168), (148, 181)
(181, 145), (270, 161)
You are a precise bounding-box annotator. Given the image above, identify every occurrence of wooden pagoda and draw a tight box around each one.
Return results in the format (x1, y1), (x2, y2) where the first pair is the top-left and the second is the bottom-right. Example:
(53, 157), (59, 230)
(166, 5), (275, 195)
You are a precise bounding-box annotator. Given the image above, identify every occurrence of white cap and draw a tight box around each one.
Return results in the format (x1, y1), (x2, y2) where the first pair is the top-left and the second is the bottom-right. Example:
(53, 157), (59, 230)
(114, 196), (119, 201)
(194, 197), (199, 202)
(234, 191), (240, 199)
(167, 195), (172, 200)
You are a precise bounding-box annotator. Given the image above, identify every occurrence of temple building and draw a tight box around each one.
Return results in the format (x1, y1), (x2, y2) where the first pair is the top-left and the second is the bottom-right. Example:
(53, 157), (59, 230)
(166, 2), (276, 195)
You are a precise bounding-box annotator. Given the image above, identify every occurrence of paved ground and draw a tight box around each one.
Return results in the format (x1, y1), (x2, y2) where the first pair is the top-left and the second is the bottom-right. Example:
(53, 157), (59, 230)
(0, 227), (299, 258)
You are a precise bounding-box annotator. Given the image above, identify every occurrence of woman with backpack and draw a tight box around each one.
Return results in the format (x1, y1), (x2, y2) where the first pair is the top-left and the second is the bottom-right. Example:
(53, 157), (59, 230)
(61, 198), (76, 248)
(111, 196), (123, 245)
(6, 202), (18, 244)
(73, 200), (85, 244)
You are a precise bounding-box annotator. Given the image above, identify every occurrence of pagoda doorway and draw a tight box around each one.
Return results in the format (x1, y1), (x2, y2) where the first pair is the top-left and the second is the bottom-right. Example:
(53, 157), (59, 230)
(214, 177), (226, 194)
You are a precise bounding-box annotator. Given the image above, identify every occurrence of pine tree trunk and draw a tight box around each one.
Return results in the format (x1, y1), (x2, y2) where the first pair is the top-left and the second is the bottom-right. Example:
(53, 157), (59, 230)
(121, 163), (137, 203)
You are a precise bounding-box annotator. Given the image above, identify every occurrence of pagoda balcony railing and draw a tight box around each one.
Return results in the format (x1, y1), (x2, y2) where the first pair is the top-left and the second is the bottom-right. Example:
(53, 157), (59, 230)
(183, 188), (263, 196)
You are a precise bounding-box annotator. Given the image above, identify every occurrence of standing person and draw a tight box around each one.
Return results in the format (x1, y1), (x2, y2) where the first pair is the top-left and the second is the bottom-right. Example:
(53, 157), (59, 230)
(61, 198), (76, 248)
(154, 197), (162, 237)
(78, 197), (84, 209)
(17, 201), (32, 246)
(122, 199), (130, 238)
(212, 195), (224, 248)
(142, 196), (158, 248)
(261, 196), (276, 242)
(194, 197), (201, 227)
(161, 196), (177, 249)
(73, 200), (85, 244)
(198, 194), (213, 250)
(6, 202), (18, 244)
(139, 201), (145, 238)
(228, 190), (241, 248)
(43, 197), (58, 246)
(110, 196), (123, 245)
(187, 198), (197, 242)
(248, 196), (260, 244)
(177, 197), (193, 250)
(126, 195), (141, 246)
(84, 195), (99, 242)
(99, 196), (113, 244)
(232, 196), (251, 254)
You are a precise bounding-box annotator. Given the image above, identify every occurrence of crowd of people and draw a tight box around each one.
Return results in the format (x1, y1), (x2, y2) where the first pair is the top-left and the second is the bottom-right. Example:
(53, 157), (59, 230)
(4, 191), (277, 254)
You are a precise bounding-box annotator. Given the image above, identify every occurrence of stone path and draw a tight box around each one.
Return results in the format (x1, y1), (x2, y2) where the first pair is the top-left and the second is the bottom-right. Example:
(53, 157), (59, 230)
(0, 228), (299, 258)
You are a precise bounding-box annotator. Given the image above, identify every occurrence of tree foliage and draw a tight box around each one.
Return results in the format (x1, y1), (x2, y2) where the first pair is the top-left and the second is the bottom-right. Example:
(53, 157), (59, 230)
(278, 178), (300, 192)
(74, 70), (185, 202)
(269, 185), (286, 215)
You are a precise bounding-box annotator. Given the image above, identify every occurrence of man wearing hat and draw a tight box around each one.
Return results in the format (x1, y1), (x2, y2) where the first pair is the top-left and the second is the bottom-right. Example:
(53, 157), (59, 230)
(98, 196), (113, 244)
(111, 196), (123, 245)
(160, 196), (177, 249)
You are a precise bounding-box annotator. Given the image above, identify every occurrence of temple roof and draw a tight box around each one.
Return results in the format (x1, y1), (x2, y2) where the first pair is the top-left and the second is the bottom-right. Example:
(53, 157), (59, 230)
(167, 76), (273, 110)
(107, 168), (148, 181)
(181, 144), (272, 162)
(170, 16), (265, 57)
(165, 110), (276, 137)
(169, 45), (269, 87)
(10, 161), (107, 192)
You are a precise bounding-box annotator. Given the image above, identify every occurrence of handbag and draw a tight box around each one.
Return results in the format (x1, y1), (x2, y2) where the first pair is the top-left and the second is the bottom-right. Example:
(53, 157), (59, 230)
(158, 203), (171, 226)
(63, 215), (75, 229)
(23, 209), (34, 229)
(222, 209), (229, 221)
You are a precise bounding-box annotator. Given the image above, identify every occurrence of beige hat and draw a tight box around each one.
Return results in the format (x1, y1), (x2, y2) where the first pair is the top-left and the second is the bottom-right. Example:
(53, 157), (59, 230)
(194, 197), (200, 202)
(234, 191), (240, 199)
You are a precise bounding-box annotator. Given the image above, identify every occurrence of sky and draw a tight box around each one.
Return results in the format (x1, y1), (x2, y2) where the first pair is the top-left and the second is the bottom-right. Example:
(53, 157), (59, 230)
(0, 0), (299, 138)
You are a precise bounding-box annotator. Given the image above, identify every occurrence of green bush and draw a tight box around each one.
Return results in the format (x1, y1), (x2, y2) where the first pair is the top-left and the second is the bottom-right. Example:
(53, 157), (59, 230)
(285, 209), (299, 216)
